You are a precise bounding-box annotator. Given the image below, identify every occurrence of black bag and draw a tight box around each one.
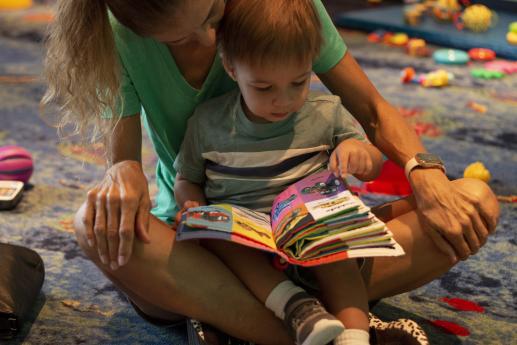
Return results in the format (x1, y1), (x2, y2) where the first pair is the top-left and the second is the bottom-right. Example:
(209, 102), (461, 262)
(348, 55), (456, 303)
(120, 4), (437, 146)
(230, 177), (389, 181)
(0, 243), (45, 339)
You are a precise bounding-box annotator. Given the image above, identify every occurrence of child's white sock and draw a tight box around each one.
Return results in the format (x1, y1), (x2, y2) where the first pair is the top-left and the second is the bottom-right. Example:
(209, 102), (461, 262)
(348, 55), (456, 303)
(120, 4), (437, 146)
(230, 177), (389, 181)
(265, 280), (304, 319)
(334, 329), (370, 345)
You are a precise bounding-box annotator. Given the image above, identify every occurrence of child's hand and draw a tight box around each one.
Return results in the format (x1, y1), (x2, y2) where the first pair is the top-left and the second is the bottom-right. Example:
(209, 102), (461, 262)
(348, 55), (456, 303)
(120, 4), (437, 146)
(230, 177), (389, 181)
(329, 139), (382, 181)
(174, 200), (201, 229)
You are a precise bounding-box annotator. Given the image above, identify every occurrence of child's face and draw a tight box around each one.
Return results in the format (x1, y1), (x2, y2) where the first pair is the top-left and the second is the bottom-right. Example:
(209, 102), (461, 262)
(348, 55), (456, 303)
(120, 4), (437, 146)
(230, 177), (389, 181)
(228, 59), (312, 123)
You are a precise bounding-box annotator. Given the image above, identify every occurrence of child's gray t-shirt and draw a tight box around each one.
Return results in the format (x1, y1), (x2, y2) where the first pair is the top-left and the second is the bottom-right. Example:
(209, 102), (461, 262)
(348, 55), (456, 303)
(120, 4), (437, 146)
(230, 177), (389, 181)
(174, 89), (368, 212)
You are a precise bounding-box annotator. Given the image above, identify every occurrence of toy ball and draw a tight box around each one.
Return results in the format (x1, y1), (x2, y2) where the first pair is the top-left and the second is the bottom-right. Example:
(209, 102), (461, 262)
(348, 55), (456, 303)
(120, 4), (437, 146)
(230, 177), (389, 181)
(433, 49), (470, 65)
(460, 4), (496, 32)
(510, 22), (517, 34)
(0, 145), (33, 183)
(507, 31), (517, 45)
(0, 0), (32, 10)
(463, 161), (491, 182)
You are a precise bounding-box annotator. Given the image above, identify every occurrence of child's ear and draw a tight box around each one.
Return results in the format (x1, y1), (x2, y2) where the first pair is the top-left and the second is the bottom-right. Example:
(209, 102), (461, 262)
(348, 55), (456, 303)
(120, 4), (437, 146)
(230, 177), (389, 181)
(221, 54), (237, 81)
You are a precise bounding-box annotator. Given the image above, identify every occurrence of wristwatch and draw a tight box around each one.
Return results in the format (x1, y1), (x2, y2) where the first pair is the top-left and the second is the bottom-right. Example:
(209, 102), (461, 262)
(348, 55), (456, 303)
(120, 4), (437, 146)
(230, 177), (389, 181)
(404, 153), (446, 179)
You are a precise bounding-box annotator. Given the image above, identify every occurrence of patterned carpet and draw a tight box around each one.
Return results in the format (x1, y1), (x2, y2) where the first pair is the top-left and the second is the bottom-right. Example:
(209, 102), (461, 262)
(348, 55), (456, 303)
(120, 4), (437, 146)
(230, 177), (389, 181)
(0, 7), (516, 345)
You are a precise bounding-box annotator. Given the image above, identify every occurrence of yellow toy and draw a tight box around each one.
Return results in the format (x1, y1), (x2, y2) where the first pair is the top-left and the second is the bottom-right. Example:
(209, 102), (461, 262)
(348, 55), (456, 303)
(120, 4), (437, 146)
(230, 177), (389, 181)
(0, 0), (32, 10)
(390, 33), (409, 46)
(463, 162), (491, 182)
(421, 69), (452, 87)
(508, 32), (517, 45)
(507, 23), (517, 45)
(406, 38), (430, 57)
(460, 4), (495, 32)
(433, 0), (461, 21)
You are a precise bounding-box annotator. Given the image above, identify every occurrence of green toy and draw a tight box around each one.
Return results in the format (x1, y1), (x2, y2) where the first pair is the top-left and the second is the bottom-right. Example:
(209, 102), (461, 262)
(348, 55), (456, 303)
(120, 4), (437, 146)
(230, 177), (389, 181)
(470, 68), (505, 79)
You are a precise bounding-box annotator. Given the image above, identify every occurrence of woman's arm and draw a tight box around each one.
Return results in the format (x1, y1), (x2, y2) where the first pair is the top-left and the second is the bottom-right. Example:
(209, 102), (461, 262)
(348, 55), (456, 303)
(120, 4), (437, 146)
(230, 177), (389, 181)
(318, 52), (499, 261)
(83, 114), (152, 270)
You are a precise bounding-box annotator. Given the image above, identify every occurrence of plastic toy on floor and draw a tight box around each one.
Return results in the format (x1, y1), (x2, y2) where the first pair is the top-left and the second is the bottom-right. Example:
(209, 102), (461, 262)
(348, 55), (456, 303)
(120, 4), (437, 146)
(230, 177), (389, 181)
(406, 38), (431, 57)
(363, 160), (412, 196)
(484, 60), (517, 74)
(455, 4), (496, 32)
(0, 145), (33, 183)
(433, 48), (470, 64)
(0, 0), (32, 10)
(468, 48), (496, 61)
(507, 22), (517, 45)
(470, 68), (505, 79)
(463, 161), (491, 182)
(401, 67), (454, 87)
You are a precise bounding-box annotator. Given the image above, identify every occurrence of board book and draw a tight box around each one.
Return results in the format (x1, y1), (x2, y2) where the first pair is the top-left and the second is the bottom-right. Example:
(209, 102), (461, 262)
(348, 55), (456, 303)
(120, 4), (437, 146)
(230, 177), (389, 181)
(177, 170), (404, 267)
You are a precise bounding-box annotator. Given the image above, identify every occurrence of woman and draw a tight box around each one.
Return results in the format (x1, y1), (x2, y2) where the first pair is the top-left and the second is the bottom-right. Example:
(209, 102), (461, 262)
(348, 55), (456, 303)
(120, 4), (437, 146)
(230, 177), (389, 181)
(43, 0), (499, 344)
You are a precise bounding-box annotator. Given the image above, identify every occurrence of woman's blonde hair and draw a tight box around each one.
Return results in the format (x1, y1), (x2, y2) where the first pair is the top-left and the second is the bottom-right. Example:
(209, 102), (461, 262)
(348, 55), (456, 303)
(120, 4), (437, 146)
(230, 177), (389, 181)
(218, 0), (322, 68)
(41, 0), (182, 142)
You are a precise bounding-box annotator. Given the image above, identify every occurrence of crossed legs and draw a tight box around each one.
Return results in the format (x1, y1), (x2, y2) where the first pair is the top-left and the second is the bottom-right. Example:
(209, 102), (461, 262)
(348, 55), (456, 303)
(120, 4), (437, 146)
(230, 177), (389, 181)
(73, 178), (498, 344)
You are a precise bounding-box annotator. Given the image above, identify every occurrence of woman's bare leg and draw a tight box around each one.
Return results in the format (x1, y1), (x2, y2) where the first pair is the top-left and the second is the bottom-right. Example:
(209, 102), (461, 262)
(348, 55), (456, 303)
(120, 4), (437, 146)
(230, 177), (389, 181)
(74, 204), (293, 345)
(363, 178), (499, 300)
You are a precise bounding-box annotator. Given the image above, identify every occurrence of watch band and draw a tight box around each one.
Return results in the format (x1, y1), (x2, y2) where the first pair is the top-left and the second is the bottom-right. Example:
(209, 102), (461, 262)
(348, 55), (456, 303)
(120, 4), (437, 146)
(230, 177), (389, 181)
(404, 157), (446, 179)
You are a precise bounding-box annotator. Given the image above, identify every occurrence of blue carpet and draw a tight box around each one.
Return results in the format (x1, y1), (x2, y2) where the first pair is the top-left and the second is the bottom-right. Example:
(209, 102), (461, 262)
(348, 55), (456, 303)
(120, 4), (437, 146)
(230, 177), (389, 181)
(335, 5), (517, 59)
(0, 22), (516, 345)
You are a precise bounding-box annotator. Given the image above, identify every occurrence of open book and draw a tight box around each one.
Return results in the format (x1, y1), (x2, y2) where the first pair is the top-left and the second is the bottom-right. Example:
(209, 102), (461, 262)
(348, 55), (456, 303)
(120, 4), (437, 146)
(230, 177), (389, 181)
(177, 170), (404, 267)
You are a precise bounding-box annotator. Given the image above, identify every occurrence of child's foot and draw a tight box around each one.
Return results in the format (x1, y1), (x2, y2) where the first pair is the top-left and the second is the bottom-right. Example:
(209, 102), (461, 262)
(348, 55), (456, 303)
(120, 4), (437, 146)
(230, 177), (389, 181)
(283, 292), (344, 345)
(368, 313), (429, 345)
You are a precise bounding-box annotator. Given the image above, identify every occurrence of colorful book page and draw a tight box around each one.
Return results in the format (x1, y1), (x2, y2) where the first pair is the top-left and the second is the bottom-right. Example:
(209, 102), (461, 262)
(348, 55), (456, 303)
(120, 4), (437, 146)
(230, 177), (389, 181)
(231, 206), (276, 248)
(182, 204), (276, 249)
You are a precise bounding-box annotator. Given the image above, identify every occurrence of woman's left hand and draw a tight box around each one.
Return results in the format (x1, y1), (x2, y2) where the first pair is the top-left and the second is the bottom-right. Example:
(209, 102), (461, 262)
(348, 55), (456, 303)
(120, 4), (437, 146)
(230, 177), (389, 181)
(409, 169), (499, 262)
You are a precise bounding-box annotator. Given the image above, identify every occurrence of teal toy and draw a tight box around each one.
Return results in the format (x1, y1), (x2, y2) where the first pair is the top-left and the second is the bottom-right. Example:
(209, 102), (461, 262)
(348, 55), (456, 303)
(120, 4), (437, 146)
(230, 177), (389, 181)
(433, 49), (470, 65)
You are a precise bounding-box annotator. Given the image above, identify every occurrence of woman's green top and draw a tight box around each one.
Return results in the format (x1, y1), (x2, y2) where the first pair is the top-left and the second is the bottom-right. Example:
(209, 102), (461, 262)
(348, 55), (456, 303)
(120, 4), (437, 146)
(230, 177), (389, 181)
(110, 0), (347, 223)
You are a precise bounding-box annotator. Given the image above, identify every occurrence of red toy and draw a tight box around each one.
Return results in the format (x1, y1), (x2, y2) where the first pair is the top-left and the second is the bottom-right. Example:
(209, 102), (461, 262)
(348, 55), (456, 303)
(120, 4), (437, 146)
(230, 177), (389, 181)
(364, 160), (412, 196)
(468, 48), (496, 61)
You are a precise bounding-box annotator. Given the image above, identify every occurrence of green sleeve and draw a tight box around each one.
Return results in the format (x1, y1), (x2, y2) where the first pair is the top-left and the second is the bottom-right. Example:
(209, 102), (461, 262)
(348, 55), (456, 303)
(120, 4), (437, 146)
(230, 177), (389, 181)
(173, 115), (206, 184)
(332, 103), (368, 147)
(117, 58), (142, 117)
(103, 16), (142, 118)
(100, 58), (141, 119)
(312, 0), (347, 74)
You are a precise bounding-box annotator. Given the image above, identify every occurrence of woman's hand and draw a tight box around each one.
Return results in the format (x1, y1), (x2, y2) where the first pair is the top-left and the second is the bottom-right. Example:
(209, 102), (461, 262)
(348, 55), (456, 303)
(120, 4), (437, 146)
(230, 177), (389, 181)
(329, 138), (382, 181)
(410, 169), (499, 262)
(174, 200), (201, 229)
(83, 160), (151, 270)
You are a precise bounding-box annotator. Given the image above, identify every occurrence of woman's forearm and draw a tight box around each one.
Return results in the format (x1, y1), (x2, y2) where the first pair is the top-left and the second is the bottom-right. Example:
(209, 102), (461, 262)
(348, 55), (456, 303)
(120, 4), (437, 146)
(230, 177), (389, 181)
(319, 52), (426, 167)
(105, 113), (143, 167)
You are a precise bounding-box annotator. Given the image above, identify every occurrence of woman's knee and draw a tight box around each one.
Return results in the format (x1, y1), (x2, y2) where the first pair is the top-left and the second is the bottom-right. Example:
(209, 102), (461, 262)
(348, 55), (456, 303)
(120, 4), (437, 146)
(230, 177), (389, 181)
(454, 178), (500, 230)
(73, 202), (97, 258)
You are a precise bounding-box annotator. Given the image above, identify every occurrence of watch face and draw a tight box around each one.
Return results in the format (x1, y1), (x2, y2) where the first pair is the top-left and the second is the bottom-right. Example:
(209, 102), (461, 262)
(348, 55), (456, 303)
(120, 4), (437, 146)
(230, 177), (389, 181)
(416, 153), (443, 165)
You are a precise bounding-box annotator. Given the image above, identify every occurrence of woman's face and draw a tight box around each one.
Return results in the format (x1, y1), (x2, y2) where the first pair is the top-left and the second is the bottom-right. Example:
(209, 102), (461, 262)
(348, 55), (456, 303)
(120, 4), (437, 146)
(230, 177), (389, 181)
(151, 0), (225, 47)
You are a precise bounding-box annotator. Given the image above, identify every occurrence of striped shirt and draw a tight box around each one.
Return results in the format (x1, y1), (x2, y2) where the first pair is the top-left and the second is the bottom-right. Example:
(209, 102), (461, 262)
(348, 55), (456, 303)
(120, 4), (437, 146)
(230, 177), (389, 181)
(174, 89), (367, 212)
